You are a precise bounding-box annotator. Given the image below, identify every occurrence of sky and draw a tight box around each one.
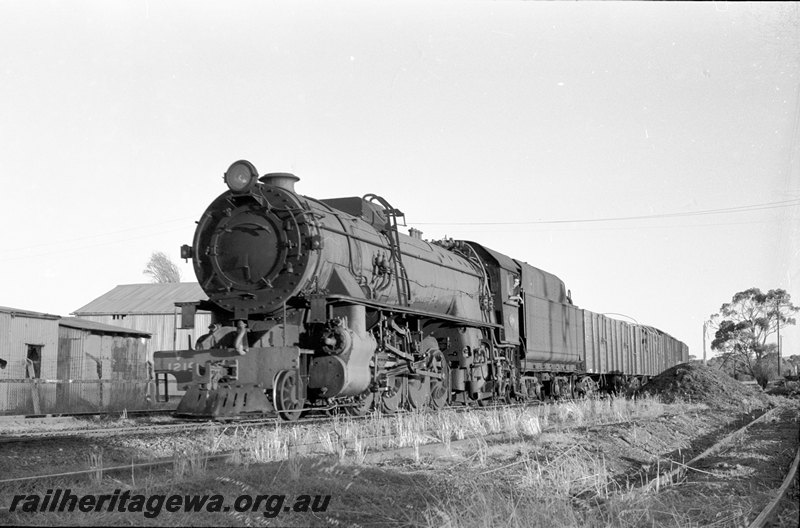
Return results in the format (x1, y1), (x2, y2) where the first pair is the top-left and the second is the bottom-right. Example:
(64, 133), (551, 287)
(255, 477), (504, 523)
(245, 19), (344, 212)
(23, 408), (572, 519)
(1, 1), (798, 361)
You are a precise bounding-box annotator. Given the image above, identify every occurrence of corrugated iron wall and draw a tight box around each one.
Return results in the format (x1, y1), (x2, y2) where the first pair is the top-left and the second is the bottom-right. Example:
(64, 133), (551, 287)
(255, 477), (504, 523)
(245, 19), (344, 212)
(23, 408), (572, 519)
(1, 317), (152, 414)
(0, 313), (59, 378)
(57, 326), (86, 408)
(76, 311), (211, 359)
(0, 312), (59, 413)
(177, 312), (212, 350)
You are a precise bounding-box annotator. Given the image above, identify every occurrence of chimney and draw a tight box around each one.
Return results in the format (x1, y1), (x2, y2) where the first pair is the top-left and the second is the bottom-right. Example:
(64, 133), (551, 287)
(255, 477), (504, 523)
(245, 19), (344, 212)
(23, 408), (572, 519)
(259, 172), (299, 192)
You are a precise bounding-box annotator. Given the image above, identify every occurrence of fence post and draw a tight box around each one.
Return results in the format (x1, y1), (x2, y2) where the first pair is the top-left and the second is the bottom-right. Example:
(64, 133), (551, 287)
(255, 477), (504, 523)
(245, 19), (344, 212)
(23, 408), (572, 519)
(26, 360), (41, 415)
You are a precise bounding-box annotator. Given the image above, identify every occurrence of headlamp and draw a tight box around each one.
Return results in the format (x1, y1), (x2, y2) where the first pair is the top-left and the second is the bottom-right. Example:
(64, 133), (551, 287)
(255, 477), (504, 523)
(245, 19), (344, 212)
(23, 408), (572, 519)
(224, 160), (259, 193)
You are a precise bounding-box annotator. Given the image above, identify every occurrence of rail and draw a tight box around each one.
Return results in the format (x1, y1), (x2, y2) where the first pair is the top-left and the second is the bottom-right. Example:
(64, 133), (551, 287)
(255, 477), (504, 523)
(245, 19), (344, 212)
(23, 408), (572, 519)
(748, 443), (800, 528)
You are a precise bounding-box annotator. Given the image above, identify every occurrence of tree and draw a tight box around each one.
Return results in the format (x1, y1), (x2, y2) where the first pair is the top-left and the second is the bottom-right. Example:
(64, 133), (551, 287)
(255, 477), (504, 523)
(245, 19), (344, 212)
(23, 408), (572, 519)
(143, 251), (182, 283)
(710, 288), (798, 388)
(785, 355), (800, 378)
(707, 354), (751, 381)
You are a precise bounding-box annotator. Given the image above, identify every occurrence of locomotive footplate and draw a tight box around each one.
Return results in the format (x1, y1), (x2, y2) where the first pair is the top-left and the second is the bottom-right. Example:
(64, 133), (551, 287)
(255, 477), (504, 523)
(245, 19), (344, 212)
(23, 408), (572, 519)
(154, 346), (312, 419)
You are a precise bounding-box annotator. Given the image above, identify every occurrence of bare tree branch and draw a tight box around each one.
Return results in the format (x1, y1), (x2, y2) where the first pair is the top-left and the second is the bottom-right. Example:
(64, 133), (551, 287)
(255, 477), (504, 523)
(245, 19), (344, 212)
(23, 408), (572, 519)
(143, 251), (182, 283)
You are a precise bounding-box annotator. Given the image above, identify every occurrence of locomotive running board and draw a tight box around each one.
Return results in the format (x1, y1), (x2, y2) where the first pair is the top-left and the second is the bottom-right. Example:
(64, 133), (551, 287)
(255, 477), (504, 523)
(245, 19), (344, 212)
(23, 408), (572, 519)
(324, 295), (501, 329)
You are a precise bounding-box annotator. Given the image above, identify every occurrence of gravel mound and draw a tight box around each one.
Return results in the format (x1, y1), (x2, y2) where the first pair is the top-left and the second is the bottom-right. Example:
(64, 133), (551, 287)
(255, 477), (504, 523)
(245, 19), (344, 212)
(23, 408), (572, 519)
(643, 362), (771, 409)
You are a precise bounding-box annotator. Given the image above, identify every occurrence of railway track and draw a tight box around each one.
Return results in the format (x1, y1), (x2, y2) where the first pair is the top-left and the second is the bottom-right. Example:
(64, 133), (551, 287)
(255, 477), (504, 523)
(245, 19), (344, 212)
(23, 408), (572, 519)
(641, 407), (781, 492)
(749, 443), (800, 528)
(0, 398), (710, 486)
(0, 393), (711, 449)
(0, 399), (545, 444)
(629, 404), (799, 527)
(2, 399), (795, 528)
(0, 415), (267, 444)
(0, 401), (538, 485)
(1, 408), (175, 420)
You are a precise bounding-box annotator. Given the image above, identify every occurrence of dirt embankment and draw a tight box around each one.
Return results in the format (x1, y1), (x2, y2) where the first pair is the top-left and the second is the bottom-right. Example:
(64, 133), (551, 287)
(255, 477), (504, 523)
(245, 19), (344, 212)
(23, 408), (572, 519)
(642, 362), (771, 409)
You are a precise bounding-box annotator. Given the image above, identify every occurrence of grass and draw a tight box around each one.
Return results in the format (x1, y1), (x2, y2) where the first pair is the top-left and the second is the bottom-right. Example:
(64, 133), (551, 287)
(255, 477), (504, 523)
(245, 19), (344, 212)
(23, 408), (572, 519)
(145, 395), (691, 470)
(7, 395), (766, 527)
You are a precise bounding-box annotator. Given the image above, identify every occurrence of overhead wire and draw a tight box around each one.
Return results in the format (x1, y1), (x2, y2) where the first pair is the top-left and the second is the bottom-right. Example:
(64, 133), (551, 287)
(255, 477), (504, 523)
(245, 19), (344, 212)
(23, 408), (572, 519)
(410, 198), (800, 226)
(1, 216), (197, 254)
(2, 198), (797, 262)
(433, 217), (778, 235)
(0, 225), (190, 263)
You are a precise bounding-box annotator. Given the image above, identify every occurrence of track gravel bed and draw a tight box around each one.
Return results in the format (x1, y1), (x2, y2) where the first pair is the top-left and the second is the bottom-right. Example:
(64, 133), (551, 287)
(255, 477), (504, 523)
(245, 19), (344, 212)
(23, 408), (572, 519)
(1, 396), (797, 527)
(654, 405), (800, 527)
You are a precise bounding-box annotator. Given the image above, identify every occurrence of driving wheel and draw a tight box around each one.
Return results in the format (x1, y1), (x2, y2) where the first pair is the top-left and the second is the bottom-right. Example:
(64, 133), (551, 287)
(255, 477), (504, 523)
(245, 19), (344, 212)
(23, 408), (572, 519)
(346, 390), (374, 416)
(274, 370), (304, 421)
(380, 376), (403, 413)
(428, 350), (450, 410)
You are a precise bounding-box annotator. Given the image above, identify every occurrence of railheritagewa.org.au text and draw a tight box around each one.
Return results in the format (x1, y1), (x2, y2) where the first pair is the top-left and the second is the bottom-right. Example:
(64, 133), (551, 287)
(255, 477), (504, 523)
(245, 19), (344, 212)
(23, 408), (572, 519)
(9, 488), (331, 518)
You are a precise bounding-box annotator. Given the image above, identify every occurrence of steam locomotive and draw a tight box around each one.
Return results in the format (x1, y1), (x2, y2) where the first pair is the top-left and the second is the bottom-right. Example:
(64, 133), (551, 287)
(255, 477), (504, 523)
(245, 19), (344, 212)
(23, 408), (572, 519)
(153, 160), (688, 419)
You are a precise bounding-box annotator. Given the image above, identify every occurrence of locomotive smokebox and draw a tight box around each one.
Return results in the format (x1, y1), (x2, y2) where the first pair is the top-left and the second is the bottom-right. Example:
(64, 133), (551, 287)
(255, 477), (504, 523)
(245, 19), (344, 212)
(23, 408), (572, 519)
(260, 172), (300, 192)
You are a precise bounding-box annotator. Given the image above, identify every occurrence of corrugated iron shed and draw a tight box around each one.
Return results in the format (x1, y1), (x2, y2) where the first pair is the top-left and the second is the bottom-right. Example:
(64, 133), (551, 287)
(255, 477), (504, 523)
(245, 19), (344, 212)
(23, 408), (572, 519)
(1, 306), (61, 413)
(59, 317), (152, 337)
(72, 283), (207, 315)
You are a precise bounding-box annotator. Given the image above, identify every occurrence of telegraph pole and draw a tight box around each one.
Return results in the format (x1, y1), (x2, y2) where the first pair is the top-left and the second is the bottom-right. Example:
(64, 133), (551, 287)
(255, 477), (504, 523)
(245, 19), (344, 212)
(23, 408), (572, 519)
(702, 320), (707, 366)
(777, 298), (781, 377)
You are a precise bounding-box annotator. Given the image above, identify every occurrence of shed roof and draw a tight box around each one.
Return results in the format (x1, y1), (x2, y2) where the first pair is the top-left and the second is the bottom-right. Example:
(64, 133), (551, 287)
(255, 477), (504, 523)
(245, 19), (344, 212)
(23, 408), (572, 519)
(0, 306), (61, 320)
(59, 317), (152, 337)
(72, 283), (207, 315)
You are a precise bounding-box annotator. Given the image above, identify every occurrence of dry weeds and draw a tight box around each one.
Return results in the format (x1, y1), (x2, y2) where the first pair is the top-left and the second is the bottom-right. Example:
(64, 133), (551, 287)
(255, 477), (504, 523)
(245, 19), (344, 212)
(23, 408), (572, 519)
(3, 396), (794, 527)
